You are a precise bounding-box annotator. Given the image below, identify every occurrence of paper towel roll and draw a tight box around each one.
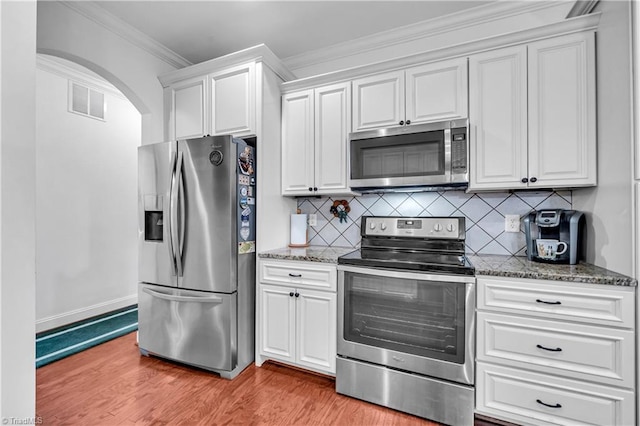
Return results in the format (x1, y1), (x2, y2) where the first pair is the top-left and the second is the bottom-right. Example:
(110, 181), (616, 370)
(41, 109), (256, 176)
(289, 214), (308, 247)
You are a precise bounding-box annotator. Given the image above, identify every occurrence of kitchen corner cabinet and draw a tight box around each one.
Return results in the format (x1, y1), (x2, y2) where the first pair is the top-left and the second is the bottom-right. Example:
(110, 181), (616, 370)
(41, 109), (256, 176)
(256, 259), (337, 375)
(351, 57), (468, 132)
(469, 31), (596, 191)
(166, 62), (256, 140)
(475, 276), (636, 426)
(281, 82), (352, 196)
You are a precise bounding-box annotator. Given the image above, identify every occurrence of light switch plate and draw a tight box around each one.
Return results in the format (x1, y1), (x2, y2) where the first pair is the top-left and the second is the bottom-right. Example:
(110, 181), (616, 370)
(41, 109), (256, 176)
(504, 214), (520, 233)
(308, 214), (317, 226)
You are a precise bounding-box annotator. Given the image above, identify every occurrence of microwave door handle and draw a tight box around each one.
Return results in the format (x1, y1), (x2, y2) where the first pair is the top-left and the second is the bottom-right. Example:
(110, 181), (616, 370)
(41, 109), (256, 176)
(444, 127), (452, 181)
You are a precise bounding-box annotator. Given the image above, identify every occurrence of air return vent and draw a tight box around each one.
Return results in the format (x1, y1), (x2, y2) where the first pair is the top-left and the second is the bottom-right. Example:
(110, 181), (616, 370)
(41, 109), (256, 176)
(69, 81), (105, 120)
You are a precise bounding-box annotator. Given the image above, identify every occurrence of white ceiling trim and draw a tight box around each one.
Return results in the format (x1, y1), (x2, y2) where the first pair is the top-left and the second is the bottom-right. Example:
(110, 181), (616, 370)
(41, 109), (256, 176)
(37, 55), (127, 99)
(282, 1), (572, 71)
(60, 1), (192, 69)
(566, 0), (599, 18)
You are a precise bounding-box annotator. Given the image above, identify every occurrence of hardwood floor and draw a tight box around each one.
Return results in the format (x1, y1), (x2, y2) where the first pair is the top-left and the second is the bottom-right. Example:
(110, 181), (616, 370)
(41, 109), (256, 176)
(36, 332), (438, 425)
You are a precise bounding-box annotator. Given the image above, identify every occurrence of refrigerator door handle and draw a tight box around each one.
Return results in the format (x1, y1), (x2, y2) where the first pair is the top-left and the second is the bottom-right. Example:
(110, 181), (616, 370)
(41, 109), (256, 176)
(171, 151), (184, 277)
(167, 150), (178, 277)
(142, 287), (224, 304)
(177, 151), (186, 277)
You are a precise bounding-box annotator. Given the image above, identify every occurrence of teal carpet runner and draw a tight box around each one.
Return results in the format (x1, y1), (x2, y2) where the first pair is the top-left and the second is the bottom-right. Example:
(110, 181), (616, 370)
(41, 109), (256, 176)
(36, 305), (138, 368)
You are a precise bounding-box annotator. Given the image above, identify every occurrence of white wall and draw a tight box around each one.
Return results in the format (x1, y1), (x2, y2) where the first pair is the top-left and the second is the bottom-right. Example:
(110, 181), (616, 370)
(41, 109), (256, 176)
(36, 1), (179, 145)
(573, 0), (634, 276)
(0, 0), (36, 418)
(35, 56), (140, 332)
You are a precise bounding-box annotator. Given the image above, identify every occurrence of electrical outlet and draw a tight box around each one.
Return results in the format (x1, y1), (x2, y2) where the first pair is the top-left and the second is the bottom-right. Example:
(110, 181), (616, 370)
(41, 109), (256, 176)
(504, 214), (520, 233)
(308, 214), (317, 227)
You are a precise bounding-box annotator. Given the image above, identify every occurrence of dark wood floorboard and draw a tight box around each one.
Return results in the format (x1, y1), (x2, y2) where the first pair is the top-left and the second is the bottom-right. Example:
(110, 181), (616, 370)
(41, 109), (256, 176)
(36, 332), (441, 425)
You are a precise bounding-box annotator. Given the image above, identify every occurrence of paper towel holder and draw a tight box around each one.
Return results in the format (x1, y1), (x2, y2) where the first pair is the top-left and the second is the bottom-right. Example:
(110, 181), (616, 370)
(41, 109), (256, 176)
(288, 209), (309, 248)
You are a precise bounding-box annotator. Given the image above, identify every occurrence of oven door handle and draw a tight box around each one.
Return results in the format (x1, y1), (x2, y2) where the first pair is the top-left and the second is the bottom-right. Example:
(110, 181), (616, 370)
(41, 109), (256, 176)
(337, 265), (475, 284)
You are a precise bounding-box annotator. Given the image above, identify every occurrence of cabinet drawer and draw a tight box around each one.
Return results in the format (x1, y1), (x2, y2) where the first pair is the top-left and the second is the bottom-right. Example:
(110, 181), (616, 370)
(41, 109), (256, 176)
(477, 276), (635, 328)
(476, 362), (635, 426)
(477, 311), (634, 388)
(259, 260), (337, 291)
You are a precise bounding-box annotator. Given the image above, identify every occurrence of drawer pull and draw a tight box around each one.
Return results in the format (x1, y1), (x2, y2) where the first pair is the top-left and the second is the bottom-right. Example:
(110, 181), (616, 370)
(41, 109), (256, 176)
(536, 399), (562, 409)
(536, 298), (561, 305)
(288, 273), (302, 278)
(536, 344), (562, 352)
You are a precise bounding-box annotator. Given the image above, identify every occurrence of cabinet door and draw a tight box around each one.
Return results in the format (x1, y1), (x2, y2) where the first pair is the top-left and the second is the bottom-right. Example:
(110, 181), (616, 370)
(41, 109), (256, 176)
(210, 62), (255, 136)
(352, 70), (404, 131)
(314, 82), (351, 195)
(406, 58), (468, 124)
(469, 46), (528, 191)
(281, 90), (315, 195)
(259, 285), (296, 363)
(170, 77), (207, 140)
(528, 32), (596, 188)
(296, 289), (337, 374)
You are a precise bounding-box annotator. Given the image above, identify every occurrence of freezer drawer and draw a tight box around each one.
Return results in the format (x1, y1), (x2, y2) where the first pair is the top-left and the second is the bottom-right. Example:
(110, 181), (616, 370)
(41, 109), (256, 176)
(138, 283), (237, 372)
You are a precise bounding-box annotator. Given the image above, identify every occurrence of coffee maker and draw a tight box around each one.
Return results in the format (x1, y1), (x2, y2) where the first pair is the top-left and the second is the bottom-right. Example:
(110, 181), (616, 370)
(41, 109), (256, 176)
(524, 209), (585, 264)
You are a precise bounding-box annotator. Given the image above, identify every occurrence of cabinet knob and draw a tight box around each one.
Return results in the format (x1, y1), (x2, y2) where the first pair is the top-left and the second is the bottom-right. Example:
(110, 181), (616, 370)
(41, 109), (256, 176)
(294, 292), (300, 298)
(521, 177), (528, 183)
(530, 177), (538, 183)
(399, 120), (404, 126)
(406, 120), (411, 125)
(289, 292), (294, 297)
(313, 187), (318, 191)
(308, 187), (313, 192)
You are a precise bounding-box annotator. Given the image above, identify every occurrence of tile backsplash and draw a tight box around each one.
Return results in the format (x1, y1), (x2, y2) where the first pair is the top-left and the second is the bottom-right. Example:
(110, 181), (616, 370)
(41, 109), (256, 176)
(297, 190), (572, 256)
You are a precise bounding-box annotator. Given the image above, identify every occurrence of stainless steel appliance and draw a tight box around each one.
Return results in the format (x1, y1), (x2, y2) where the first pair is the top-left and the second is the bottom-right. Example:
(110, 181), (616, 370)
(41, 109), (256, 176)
(349, 119), (469, 192)
(137, 135), (256, 379)
(524, 209), (586, 265)
(337, 216), (475, 425)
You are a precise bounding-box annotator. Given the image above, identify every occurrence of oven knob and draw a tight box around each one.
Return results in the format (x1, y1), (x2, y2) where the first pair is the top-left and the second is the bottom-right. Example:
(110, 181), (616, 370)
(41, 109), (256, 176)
(380, 223), (387, 231)
(447, 223), (455, 232)
(434, 223), (443, 232)
(369, 222), (376, 230)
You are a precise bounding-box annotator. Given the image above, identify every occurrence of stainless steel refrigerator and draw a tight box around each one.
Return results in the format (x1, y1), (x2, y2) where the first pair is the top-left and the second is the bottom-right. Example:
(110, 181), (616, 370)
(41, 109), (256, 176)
(137, 135), (256, 379)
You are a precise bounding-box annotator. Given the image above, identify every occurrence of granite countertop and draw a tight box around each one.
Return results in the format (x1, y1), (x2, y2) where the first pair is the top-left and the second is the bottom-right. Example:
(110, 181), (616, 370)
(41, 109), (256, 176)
(469, 254), (637, 287)
(258, 246), (355, 264)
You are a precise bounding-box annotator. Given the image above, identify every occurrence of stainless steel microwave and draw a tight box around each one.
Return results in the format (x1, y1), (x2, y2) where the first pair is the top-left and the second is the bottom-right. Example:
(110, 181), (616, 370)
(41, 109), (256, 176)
(349, 119), (469, 191)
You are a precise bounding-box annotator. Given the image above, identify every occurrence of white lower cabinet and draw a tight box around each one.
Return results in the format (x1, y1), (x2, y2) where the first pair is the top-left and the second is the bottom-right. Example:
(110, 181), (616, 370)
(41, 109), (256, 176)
(257, 259), (337, 375)
(476, 276), (636, 426)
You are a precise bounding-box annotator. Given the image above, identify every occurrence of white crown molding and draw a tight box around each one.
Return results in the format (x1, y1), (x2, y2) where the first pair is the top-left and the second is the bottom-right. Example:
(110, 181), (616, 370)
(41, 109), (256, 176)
(282, 1), (570, 72)
(60, 1), (191, 69)
(282, 12), (601, 93)
(567, 0), (600, 18)
(157, 44), (296, 87)
(37, 54), (127, 99)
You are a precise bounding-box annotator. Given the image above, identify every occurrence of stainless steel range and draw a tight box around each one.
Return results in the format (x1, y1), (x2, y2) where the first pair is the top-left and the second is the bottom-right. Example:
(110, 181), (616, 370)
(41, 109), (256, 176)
(336, 216), (475, 426)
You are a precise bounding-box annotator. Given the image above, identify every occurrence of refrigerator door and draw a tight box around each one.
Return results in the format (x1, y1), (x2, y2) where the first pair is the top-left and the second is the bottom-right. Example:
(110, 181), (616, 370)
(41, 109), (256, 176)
(138, 283), (236, 372)
(138, 141), (177, 287)
(177, 136), (237, 292)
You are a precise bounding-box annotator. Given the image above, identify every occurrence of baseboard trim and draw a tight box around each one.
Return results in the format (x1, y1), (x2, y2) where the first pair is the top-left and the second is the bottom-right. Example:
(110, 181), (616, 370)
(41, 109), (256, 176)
(36, 294), (137, 333)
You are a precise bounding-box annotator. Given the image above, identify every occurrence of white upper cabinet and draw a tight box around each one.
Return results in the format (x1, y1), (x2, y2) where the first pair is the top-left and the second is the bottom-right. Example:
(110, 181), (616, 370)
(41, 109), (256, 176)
(281, 90), (314, 195)
(352, 58), (468, 132)
(170, 77), (208, 140)
(406, 58), (468, 124)
(352, 70), (404, 131)
(209, 62), (256, 137)
(527, 32), (596, 188)
(469, 46), (528, 190)
(282, 82), (352, 196)
(166, 62), (257, 140)
(469, 31), (596, 191)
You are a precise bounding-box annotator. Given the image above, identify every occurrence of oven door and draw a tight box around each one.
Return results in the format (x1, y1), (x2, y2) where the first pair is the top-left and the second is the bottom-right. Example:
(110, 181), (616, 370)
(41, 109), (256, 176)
(337, 265), (475, 385)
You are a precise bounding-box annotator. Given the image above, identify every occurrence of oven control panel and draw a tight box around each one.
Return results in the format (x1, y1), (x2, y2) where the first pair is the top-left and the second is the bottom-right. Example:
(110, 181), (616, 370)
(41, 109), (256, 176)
(361, 216), (465, 239)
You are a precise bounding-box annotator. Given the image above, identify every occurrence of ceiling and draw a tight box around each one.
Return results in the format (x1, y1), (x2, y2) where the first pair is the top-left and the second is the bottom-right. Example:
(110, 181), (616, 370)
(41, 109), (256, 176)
(93, 1), (495, 65)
